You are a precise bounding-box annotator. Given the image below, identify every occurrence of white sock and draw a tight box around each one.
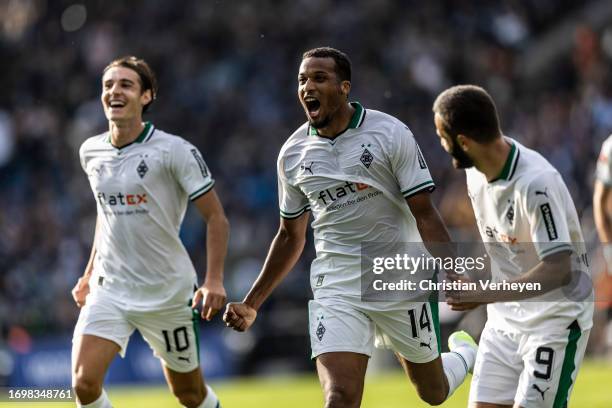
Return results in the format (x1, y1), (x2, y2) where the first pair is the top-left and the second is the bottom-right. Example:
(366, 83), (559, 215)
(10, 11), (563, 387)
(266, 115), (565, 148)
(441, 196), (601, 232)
(441, 347), (474, 399)
(196, 385), (220, 408)
(78, 389), (112, 408)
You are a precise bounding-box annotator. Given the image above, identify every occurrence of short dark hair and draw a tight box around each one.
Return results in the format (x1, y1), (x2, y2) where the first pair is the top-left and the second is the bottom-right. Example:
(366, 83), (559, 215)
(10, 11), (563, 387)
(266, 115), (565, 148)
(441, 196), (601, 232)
(432, 85), (501, 143)
(302, 47), (352, 82)
(103, 56), (158, 113)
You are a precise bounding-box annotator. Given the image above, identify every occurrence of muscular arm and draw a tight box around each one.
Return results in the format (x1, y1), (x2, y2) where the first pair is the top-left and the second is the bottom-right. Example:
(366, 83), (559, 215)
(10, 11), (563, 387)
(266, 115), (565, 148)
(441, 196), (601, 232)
(71, 218), (99, 307)
(192, 189), (229, 286)
(192, 189), (230, 320)
(224, 212), (309, 331)
(406, 191), (456, 262)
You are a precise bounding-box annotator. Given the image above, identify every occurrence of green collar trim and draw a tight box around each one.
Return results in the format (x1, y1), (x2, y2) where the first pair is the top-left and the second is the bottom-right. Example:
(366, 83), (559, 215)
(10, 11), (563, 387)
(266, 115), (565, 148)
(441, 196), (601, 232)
(107, 122), (154, 147)
(491, 142), (519, 182)
(308, 102), (366, 136)
(135, 122), (154, 143)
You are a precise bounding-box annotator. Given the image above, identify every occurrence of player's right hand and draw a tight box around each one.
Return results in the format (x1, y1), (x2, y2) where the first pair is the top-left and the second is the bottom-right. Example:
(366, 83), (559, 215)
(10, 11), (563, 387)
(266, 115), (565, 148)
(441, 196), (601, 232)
(71, 277), (90, 308)
(223, 302), (257, 332)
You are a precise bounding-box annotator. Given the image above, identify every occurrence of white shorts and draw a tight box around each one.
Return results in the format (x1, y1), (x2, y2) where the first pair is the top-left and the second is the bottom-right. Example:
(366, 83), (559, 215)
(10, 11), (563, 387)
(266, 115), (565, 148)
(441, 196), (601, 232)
(469, 321), (590, 407)
(308, 298), (439, 363)
(73, 293), (200, 373)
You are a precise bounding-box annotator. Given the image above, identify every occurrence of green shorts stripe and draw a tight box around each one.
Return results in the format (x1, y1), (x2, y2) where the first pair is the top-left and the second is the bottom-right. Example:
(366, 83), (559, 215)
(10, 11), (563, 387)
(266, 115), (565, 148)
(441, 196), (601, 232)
(428, 270), (441, 354)
(553, 320), (581, 408)
(188, 298), (201, 364)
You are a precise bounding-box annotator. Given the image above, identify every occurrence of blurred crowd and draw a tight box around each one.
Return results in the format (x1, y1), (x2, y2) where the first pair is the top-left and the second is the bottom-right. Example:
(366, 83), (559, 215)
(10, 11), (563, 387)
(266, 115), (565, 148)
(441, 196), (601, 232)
(1, 0), (612, 369)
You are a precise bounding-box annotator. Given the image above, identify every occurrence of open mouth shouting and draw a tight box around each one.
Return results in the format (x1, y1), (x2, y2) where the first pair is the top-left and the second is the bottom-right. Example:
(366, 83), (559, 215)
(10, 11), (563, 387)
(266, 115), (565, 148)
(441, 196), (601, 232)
(303, 96), (321, 121)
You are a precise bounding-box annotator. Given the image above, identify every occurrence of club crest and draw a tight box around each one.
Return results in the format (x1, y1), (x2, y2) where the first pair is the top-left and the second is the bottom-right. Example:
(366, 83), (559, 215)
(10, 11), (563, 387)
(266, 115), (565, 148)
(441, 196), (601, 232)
(137, 160), (149, 178)
(360, 144), (373, 168)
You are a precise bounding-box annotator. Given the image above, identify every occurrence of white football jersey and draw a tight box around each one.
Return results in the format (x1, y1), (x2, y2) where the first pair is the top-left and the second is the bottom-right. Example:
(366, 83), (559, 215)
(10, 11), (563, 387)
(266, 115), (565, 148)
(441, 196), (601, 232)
(80, 122), (215, 309)
(278, 102), (435, 303)
(466, 138), (593, 332)
(596, 134), (612, 185)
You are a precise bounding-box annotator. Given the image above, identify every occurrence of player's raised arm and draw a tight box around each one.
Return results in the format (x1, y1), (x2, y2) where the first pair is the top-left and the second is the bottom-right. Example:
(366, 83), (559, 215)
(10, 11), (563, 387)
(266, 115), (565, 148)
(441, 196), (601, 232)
(192, 189), (229, 321)
(224, 212), (309, 332)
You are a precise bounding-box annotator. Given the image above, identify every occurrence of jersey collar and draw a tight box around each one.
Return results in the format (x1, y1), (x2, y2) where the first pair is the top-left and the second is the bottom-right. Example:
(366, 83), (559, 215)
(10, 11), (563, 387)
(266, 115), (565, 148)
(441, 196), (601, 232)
(490, 140), (520, 182)
(307, 101), (366, 137)
(107, 122), (155, 148)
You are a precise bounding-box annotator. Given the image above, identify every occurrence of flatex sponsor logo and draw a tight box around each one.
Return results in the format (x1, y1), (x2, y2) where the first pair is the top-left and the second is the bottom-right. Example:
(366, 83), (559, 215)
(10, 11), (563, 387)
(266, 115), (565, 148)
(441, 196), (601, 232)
(316, 181), (369, 205)
(97, 192), (148, 207)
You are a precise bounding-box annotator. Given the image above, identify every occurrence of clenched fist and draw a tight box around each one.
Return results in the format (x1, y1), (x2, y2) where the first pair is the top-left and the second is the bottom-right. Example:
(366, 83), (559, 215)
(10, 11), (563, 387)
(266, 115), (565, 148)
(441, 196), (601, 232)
(223, 303), (257, 332)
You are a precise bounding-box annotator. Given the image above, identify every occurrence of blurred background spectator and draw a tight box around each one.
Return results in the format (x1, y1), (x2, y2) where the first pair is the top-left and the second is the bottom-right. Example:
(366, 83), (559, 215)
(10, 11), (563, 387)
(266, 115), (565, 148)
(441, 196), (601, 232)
(1, 0), (612, 383)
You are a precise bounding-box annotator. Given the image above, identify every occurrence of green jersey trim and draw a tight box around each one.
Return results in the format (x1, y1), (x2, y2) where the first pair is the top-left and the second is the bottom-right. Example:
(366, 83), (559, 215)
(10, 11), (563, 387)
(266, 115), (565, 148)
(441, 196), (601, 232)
(401, 180), (435, 198)
(280, 205), (311, 219)
(189, 180), (215, 201)
(539, 243), (573, 259)
(308, 102), (366, 136)
(491, 142), (519, 182)
(107, 122), (155, 149)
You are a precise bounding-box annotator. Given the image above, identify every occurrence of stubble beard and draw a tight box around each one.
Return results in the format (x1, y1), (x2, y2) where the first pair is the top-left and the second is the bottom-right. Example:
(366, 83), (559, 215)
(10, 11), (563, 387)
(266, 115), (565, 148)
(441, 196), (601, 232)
(450, 141), (474, 169)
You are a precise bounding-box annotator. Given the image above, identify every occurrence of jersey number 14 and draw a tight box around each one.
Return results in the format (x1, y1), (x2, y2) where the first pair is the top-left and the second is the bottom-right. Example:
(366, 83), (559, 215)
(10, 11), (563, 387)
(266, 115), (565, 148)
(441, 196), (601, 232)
(407, 304), (432, 338)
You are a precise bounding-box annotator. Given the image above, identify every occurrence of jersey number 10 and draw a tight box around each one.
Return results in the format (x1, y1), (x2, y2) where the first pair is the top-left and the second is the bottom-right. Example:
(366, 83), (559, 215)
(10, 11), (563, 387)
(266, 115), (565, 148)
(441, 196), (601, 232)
(162, 327), (190, 352)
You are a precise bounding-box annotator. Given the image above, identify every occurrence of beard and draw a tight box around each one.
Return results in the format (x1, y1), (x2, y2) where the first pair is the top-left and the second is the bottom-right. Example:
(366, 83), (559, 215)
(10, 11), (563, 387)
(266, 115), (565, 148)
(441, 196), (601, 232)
(309, 114), (331, 129)
(450, 139), (474, 169)
(308, 89), (345, 130)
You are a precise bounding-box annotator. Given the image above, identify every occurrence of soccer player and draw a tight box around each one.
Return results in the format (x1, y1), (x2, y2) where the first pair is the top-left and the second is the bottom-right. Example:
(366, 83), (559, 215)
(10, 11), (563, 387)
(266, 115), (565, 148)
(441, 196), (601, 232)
(432, 85), (593, 408)
(71, 56), (228, 408)
(224, 47), (477, 407)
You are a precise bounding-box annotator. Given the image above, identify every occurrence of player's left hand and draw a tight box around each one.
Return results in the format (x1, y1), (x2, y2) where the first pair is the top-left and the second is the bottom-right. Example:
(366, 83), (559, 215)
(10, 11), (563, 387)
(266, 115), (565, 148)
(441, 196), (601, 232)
(192, 281), (227, 321)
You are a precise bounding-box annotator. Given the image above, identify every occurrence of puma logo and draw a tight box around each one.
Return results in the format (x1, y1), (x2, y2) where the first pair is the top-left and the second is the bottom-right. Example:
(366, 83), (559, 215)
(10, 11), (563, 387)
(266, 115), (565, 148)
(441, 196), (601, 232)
(419, 339), (432, 350)
(178, 356), (190, 363)
(532, 384), (550, 400)
(300, 161), (314, 175)
(535, 188), (548, 198)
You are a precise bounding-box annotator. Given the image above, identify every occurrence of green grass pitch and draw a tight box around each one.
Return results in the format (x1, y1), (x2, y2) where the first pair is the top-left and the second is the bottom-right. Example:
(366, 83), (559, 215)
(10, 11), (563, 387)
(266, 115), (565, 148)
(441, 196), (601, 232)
(1, 360), (609, 407)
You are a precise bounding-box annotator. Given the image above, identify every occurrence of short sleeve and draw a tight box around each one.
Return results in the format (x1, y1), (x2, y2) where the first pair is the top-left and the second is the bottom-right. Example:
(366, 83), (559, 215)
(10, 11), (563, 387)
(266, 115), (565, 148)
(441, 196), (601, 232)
(390, 123), (435, 198)
(596, 136), (612, 186)
(171, 140), (215, 201)
(277, 154), (310, 219)
(524, 172), (573, 259)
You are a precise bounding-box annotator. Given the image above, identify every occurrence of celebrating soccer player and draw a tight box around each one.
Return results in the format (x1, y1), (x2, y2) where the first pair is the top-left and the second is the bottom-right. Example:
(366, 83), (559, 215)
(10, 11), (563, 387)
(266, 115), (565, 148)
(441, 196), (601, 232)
(224, 47), (477, 407)
(433, 85), (593, 407)
(71, 56), (228, 408)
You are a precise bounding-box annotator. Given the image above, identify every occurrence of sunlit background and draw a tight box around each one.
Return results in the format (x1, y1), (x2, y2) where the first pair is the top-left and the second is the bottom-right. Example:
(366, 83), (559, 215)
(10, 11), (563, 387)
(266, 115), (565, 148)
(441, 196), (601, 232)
(0, 0), (611, 399)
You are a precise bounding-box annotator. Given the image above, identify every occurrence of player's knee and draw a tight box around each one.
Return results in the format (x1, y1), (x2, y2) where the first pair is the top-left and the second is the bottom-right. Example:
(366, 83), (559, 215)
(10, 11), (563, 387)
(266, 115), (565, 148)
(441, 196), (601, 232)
(72, 372), (102, 403)
(324, 384), (361, 408)
(173, 388), (205, 408)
